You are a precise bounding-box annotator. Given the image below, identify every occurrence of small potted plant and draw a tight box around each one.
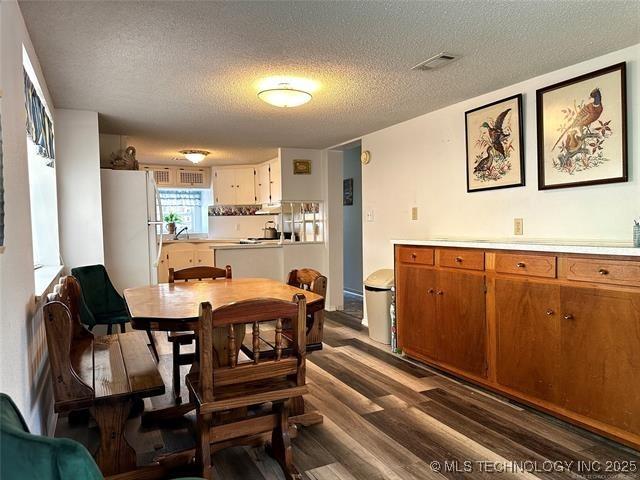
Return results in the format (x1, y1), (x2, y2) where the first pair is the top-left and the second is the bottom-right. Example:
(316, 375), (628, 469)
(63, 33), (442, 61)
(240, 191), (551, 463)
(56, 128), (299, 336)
(164, 212), (181, 235)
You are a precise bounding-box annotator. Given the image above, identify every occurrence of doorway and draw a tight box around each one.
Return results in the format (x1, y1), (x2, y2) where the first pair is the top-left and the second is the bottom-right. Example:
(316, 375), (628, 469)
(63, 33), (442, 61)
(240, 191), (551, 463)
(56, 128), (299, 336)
(341, 144), (363, 320)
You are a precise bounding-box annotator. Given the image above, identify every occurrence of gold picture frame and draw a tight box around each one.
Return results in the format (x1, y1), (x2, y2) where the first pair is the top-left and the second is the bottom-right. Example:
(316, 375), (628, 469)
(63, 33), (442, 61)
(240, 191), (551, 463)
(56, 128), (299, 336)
(293, 159), (312, 175)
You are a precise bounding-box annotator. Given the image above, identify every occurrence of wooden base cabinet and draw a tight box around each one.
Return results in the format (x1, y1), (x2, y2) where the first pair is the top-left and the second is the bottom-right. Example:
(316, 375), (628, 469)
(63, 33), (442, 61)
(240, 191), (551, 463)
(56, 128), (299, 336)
(395, 244), (640, 450)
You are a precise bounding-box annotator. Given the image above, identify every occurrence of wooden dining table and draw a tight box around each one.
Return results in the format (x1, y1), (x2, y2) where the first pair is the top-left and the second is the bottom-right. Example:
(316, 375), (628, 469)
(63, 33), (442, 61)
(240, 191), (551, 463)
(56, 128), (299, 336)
(123, 277), (325, 423)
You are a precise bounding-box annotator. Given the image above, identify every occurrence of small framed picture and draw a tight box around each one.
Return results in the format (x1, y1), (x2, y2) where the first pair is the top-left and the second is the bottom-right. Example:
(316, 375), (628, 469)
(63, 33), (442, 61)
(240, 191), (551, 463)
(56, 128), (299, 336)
(536, 62), (627, 190)
(293, 159), (312, 175)
(465, 94), (525, 192)
(343, 178), (353, 205)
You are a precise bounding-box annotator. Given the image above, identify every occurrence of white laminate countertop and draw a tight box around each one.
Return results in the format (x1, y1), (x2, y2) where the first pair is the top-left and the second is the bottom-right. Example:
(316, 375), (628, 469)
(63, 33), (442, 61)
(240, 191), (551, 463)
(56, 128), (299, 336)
(391, 238), (640, 257)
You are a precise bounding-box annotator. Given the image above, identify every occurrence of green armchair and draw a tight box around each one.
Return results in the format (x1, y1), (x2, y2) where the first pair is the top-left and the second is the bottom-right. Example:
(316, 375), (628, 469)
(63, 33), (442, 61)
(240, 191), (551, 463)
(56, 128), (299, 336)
(71, 264), (159, 360)
(0, 393), (102, 480)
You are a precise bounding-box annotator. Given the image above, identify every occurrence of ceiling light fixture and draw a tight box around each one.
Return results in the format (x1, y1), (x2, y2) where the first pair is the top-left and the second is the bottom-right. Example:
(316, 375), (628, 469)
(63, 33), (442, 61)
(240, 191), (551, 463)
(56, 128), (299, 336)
(258, 82), (312, 108)
(179, 149), (210, 163)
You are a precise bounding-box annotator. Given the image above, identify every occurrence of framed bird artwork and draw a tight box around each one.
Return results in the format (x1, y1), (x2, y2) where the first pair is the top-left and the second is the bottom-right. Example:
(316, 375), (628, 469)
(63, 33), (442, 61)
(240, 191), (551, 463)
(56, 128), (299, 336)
(465, 94), (525, 192)
(537, 62), (627, 190)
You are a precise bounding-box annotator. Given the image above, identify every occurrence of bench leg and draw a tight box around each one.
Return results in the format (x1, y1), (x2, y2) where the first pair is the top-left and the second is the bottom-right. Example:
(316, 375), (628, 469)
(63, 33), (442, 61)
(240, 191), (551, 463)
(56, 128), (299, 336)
(172, 341), (182, 404)
(91, 399), (136, 476)
(196, 412), (212, 480)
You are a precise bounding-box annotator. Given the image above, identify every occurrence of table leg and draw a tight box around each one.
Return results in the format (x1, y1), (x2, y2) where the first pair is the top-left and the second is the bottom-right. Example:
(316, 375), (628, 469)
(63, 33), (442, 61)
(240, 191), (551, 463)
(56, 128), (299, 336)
(91, 398), (136, 476)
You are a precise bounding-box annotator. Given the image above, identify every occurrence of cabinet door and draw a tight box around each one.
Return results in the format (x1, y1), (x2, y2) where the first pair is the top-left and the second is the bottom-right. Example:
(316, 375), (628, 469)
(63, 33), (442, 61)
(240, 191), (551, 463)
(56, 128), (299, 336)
(214, 170), (236, 205)
(157, 249), (169, 283)
(256, 164), (271, 204)
(396, 265), (438, 360)
(268, 159), (281, 203)
(495, 279), (561, 402)
(436, 271), (487, 377)
(560, 286), (640, 436)
(168, 245), (195, 270)
(195, 247), (214, 267)
(235, 167), (256, 204)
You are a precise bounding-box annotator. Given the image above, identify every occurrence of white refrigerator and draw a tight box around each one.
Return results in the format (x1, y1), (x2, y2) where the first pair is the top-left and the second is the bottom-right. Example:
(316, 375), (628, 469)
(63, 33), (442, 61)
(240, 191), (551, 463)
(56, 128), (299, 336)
(101, 169), (163, 293)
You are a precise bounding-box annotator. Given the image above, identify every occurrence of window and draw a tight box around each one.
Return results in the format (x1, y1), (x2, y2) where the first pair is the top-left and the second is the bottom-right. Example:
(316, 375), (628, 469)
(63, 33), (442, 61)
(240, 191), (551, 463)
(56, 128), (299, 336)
(24, 49), (60, 269)
(159, 188), (211, 234)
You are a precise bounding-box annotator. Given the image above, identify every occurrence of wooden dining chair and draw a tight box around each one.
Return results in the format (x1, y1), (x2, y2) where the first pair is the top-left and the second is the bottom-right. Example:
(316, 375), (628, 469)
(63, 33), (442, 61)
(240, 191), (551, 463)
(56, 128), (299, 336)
(168, 265), (232, 404)
(287, 268), (327, 349)
(186, 295), (307, 480)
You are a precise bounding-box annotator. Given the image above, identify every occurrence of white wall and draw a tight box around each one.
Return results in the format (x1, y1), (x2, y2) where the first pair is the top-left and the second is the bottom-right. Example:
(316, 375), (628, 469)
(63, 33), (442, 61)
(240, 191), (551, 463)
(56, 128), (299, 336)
(208, 214), (277, 239)
(55, 109), (104, 271)
(279, 147), (325, 200)
(0, 0), (57, 433)
(361, 44), (640, 278)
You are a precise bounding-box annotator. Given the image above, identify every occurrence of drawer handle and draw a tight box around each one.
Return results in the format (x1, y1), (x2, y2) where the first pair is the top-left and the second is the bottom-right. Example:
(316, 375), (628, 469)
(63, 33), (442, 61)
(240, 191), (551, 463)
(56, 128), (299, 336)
(454, 256), (463, 263)
(411, 253), (417, 259)
(598, 268), (609, 276)
(563, 313), (574, 320)
(546, 309), (555, 316)
(436, 290), (444, 295)
(516, 262), (526, 268)
(427, 288), (435, 295)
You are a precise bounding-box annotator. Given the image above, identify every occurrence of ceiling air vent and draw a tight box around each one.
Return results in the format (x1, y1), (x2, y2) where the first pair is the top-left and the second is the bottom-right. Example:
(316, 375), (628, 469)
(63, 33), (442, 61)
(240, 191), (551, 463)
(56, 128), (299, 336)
(411, 52), (460, 71)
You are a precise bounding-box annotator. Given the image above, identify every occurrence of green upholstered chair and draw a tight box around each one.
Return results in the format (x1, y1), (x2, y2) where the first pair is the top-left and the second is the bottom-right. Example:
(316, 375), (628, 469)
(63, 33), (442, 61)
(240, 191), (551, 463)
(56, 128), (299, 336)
(0, 393), (102, 480)
(71, 264), (158, 360)
(0, 393), (205, 480)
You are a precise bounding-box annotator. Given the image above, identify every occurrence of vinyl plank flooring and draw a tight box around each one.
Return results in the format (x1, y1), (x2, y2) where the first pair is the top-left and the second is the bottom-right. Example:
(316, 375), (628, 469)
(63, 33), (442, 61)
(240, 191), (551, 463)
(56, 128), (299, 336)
(55, 320), (638, 480)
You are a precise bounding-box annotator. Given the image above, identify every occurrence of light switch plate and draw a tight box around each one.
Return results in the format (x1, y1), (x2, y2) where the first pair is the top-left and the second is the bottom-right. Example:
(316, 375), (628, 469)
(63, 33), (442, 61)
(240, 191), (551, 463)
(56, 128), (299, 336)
(411, 207), (418, 221)
(514, 218), (524, 235)
(366, 209), (375, 222)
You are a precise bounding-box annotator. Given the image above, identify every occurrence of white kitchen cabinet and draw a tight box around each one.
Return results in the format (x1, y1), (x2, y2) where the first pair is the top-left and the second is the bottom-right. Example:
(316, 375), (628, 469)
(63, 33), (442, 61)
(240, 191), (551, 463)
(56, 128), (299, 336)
(195, 246), (214, 266)
(255, 163), (271, 204)
(268, 158), (282, 203)
(141, 165), (174, 186)
(157, 242), (216, 282)
(176, 166), (210, 187)
(213, 167), (256, 205)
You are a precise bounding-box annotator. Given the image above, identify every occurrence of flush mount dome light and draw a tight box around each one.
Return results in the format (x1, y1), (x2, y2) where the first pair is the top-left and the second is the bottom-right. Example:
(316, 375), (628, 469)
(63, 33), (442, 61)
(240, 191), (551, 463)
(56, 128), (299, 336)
(179, 149), (210, 164)
(258, 83), (312, 108)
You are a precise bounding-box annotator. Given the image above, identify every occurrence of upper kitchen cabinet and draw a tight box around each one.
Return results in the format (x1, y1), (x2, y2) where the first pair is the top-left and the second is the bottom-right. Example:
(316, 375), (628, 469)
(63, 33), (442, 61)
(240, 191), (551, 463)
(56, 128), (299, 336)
(140, 165), (210, 188)
(213, 157), (281, 205)
(255, 157), (282, 204)
(213, 166), (256, 205)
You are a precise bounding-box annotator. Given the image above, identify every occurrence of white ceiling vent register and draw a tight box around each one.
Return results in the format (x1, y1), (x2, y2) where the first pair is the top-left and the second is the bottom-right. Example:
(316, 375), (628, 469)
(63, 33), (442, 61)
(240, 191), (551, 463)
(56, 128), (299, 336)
(411, 52), (460, 71)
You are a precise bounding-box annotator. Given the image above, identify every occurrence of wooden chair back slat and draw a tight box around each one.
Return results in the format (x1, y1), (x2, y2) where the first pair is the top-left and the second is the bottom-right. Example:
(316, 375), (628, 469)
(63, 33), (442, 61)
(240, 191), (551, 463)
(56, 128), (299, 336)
(197, 294), (307, 404)
(275, 318), (283, 361)
(169, 265), (232, 283)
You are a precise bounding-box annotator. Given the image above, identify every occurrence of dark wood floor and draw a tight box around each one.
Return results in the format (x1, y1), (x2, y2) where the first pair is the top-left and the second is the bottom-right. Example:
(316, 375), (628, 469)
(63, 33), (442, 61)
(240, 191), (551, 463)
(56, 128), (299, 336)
(56, 314), (640, 479)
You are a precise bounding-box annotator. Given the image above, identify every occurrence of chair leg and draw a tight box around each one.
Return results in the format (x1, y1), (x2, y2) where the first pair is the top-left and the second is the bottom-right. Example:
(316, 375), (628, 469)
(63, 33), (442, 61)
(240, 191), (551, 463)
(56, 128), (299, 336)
(147, 329), (160, 362)
(172, 341), (182, 404)
(120, 322), (126, 333)
(107, 324), (113, 335)
(196, 412), (212, 480)
(270, 401), (300, 480)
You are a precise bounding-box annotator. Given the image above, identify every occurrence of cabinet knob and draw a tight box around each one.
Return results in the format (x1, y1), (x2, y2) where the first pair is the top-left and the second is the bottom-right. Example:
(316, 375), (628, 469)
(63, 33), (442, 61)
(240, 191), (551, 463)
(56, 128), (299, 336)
(516, 262), (526, 268)
(454, 256), (463, 263)
(598, 268), (609, 275)
(427, 288), (435, 294)
(563, 313), (574, 320)
(436, 290), (444, 295)
(411, 253), (417, 259)
(545, 309), (555, 316)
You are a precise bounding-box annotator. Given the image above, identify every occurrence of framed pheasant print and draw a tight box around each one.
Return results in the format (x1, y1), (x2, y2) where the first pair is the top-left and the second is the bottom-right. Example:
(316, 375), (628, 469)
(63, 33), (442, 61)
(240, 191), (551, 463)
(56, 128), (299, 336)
(465, 94), (525, 192)
(537, 62), (627, 190)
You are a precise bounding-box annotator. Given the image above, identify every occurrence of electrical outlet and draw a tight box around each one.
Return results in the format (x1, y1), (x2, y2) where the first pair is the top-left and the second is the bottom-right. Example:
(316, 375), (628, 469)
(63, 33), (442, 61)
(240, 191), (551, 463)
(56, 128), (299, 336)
(235, 223), (241, 232)
(411, 207), (418, 221)
(514, 218), (524, 235)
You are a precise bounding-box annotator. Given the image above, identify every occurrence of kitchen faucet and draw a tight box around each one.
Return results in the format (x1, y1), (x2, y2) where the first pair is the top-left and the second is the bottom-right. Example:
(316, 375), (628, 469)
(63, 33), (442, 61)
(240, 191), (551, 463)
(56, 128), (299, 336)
(174, 226), (189, 240)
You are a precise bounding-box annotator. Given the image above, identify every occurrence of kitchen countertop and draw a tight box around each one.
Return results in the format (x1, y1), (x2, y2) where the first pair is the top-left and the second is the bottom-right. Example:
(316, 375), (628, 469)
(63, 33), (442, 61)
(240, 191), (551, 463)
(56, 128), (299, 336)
(391, 238), (640, 257)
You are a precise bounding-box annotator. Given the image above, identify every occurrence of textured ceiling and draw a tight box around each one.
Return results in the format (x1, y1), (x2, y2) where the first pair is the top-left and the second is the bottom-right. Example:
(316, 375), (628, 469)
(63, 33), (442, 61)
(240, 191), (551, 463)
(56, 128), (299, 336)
(19, 0), (640, 166)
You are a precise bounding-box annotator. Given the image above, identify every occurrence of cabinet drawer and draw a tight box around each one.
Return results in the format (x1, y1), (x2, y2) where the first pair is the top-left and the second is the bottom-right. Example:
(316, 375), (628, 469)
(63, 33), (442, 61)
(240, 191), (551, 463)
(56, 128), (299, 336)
(565, 258), (640, 287)
(495, 253), (557, 278)
(438, 249), (484, 271)
(397, 246), (434, 266)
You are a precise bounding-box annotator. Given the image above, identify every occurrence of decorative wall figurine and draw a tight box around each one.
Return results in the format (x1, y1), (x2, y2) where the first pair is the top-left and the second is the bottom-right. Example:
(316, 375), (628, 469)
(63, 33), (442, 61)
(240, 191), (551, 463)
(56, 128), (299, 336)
(465, 94), (524, 192)
(537, 62), (627, 190)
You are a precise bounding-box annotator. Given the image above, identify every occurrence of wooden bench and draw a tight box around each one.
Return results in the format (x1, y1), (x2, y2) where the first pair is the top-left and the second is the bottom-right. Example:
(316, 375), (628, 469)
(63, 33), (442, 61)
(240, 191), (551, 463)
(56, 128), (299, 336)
(44, 276), (165, 476)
